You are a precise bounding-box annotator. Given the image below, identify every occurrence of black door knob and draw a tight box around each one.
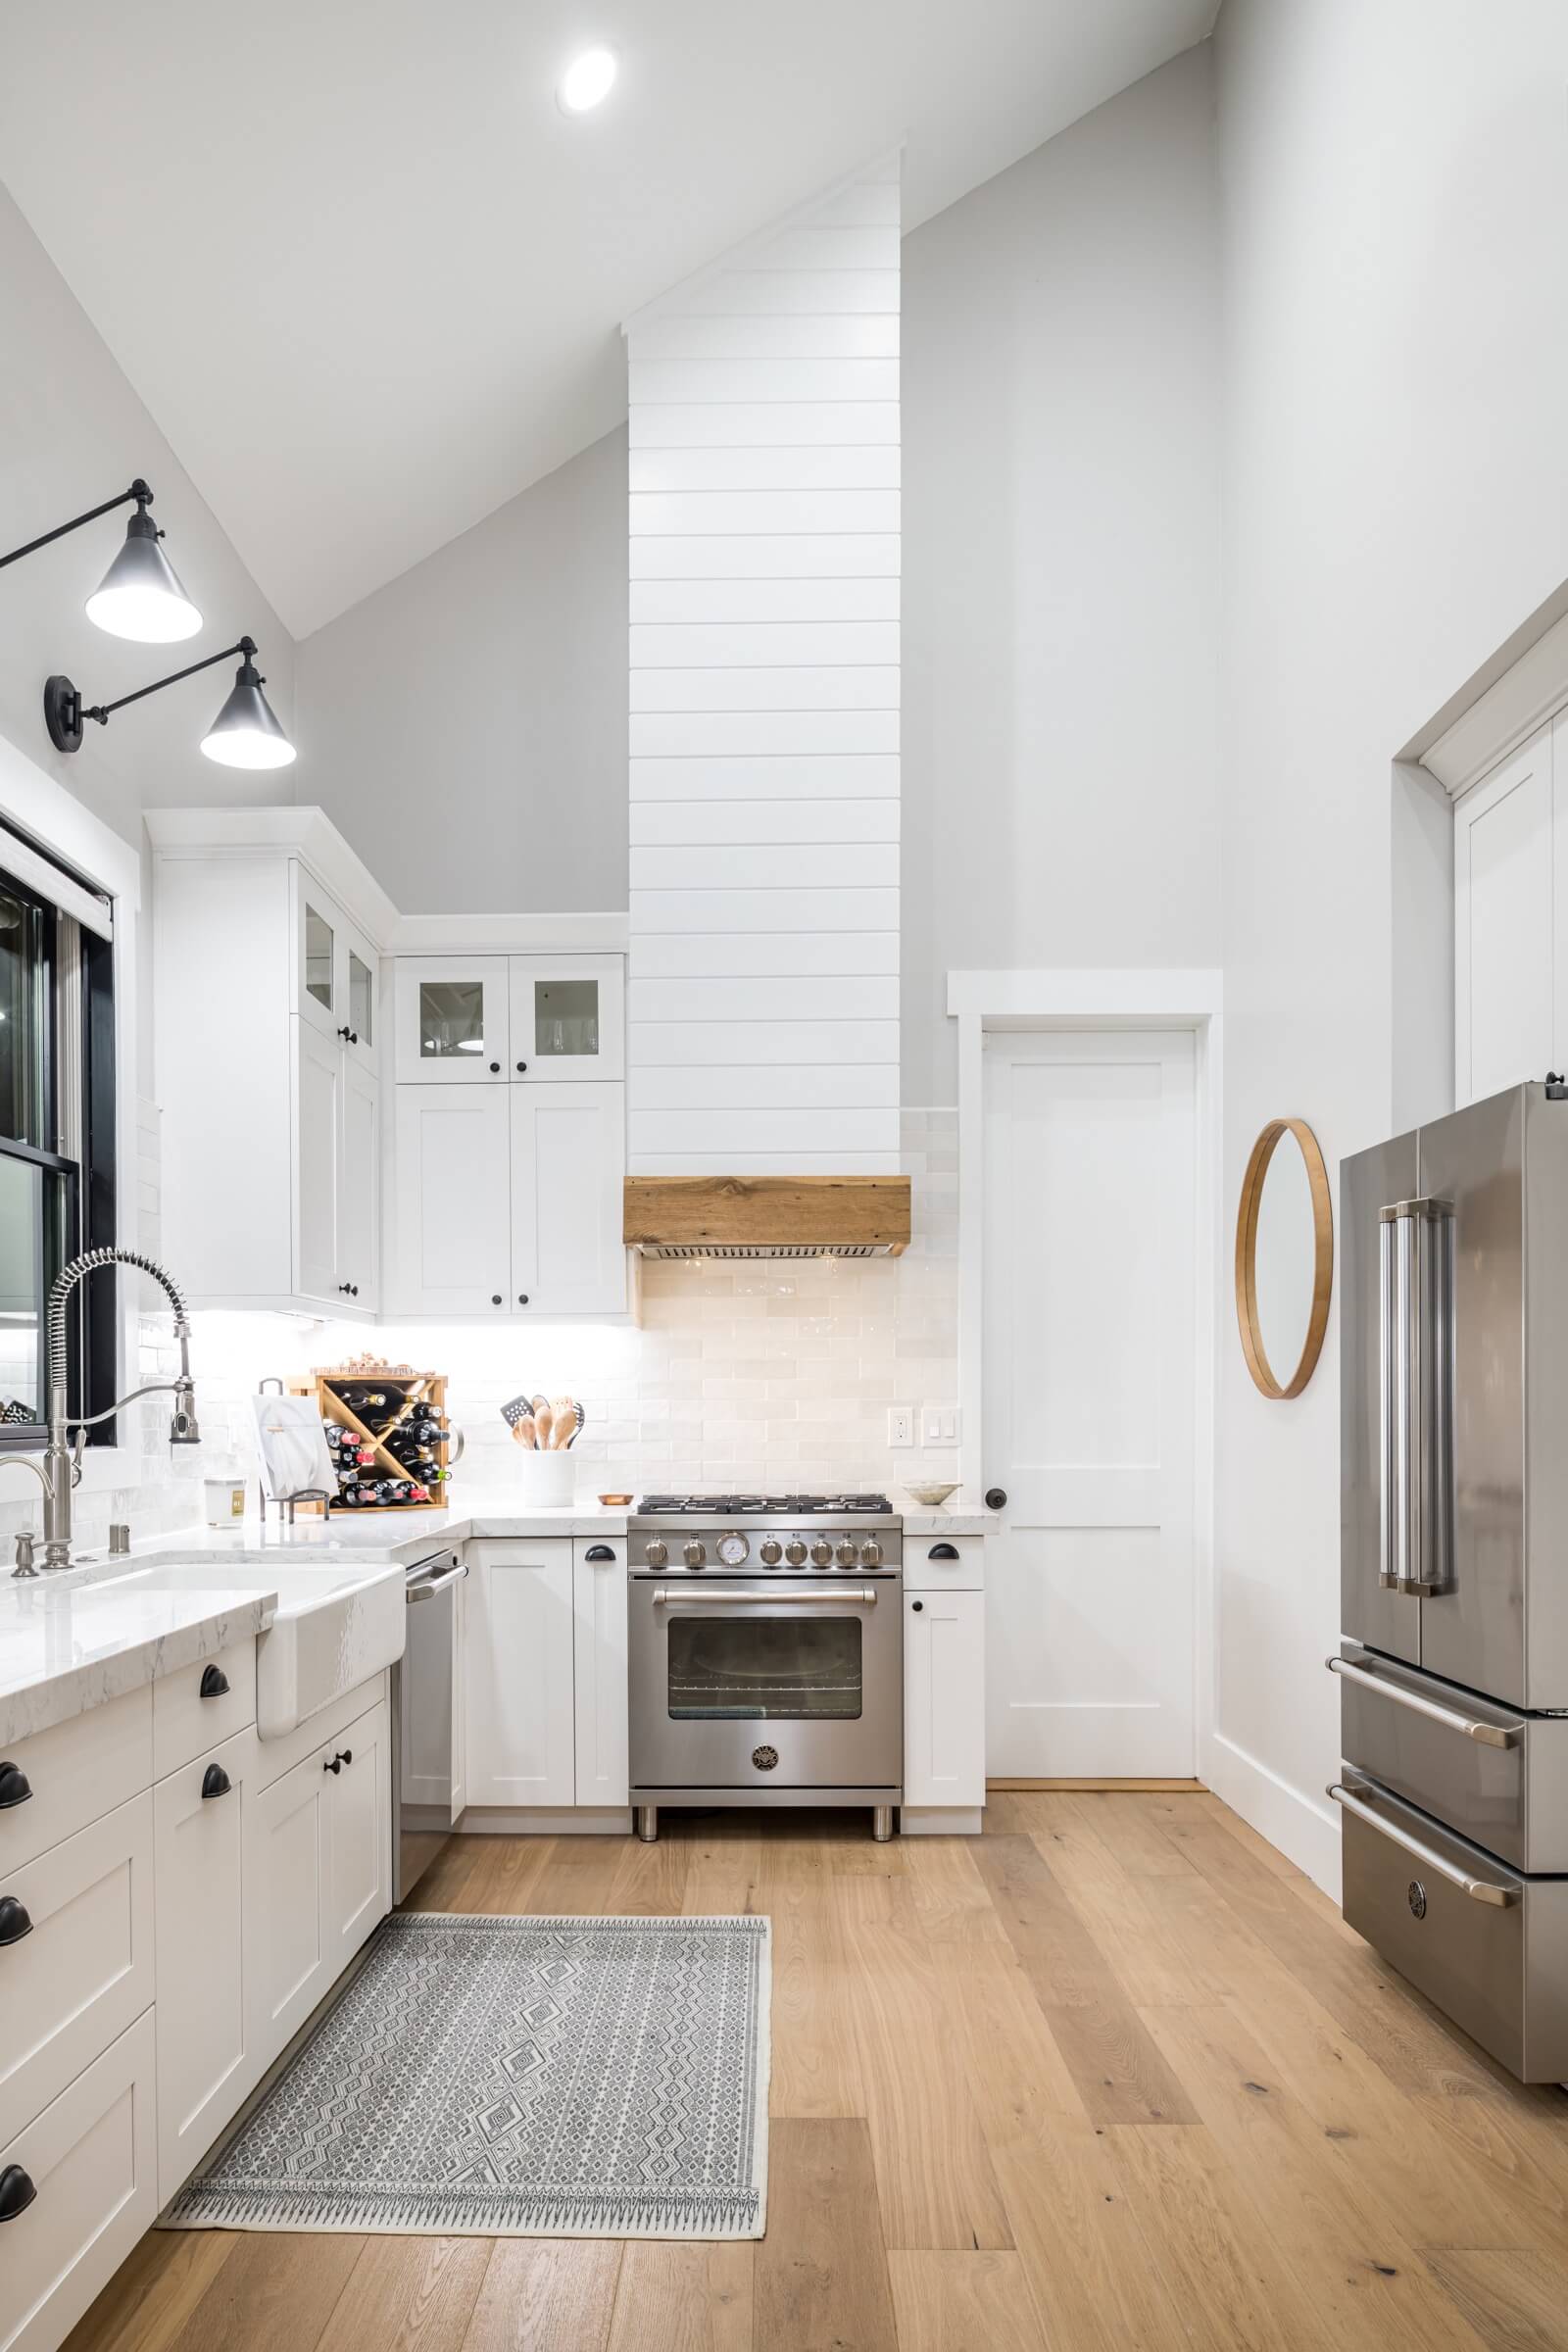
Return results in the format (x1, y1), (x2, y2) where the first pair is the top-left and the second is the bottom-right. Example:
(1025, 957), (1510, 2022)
(0, 1764), (32, 1809)
(0, 1895), (33, 1946)
(0, 2164), (36, 2223)
(201, 1763), (232, 1799)
(199, 1664), (229, 1699)
(911, 1599), (924, 1612)
(985, 1488), (1007, 1510)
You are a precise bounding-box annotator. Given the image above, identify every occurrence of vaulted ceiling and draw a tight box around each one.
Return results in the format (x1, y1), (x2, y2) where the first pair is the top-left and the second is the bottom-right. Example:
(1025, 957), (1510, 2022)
(2, 0), (1214, 636)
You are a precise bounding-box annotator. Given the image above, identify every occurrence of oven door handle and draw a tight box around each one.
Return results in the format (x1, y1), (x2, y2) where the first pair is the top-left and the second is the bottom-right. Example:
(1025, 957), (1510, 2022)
(652, 1586), (877, 1605)
(408, 1559), (468, 1603)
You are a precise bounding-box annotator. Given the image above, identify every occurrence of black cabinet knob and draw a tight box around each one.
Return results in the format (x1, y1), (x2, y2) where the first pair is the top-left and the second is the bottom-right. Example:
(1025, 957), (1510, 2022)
(585, 1544), (614, 1561)
(323, 1754), (342, 1775)
(488, 1060), (501, 1073)
(201, 1763), (232, 1800)
(985, 1488), (1007, 1511)
(491, 1294), (503, 1306)
(199, 1664), (229, 1699)
(0, 1895), (33, 1946)
(336, 1025), (352, 1042)
(338, 1281), (354, 1294)
(911, 1599), (924, 1612)
(0, 2164), (36, 2224)
(928, 1543), (959, 1560)
(339, 1749), (353, 1768)
(0, 1764), (31, 1810)
(515, 1060), (528, 1073)
(517, 1294), (529, 1305)
(350, 1284), (359, 1297)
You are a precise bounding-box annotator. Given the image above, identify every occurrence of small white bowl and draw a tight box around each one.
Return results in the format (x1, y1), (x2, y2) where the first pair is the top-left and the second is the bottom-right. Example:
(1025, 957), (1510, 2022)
(905, 1482), (958, 1508)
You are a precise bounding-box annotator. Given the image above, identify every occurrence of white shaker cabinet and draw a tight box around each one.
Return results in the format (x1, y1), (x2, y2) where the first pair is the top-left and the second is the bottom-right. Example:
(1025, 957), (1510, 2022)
(394, 956), (510, 1084)
(510, 955), (625, 1083)
(572, 1539), (629, 1807)
(324, 1699), (390, 1975)
(904, 1587), (986, 1810)
(152, 1727), (255, 2205)
(389, 1084), (514, 1314)
(247, 1744), (330, 2070)
(465, 1543), (577, 1807)
(512, 1084), (626, 1316)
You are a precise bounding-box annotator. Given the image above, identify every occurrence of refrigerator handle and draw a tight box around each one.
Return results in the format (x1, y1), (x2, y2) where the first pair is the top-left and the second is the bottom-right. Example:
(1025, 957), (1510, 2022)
(1379, 1199), (1453, 1599)
(1378, 1207), (1406, 1593)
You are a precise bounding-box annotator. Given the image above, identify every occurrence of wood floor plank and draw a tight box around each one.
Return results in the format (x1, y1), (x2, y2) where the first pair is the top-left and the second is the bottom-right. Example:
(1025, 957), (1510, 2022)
(988, 2121), (1192, 2352)
(886, 2251), (1045, 2350)
(1023, 1798), (1222, 2006)
(760, 1834), (866, 2118)
(327, 2239), (492, 2351)
(63, 2230), (240, 2352)
(163, 2233), (365, 2352)
(436, 1834), (553, 1916)
(609, 2244), (753, 2352)
(681, 1825), (763, 1917)
(899, 1836), (1010, 1947)
(836, 1881), (1012, 2250)
(463, 2242), (621, 2351)
(1422, 2248), (1568, 2352)
(1065, 1788), (1205, 1877)
(526, 1833), (633, 1913)
(607, 1828), (690, 1915)
(972, 1834), (1197, 2126)
(754, 2119), (897, 2352)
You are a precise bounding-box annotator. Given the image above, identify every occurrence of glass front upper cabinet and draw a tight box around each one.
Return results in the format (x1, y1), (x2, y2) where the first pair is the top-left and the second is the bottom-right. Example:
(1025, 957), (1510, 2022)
(394, 957), (509, 1083)
(509, 956), (624, 1082)
(294, 869), (379, 1065)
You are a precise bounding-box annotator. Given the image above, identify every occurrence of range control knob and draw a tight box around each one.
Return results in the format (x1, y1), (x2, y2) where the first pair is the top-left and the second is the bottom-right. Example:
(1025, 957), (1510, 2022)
(784, 1538), (808, 1566)
(760, 1539), (783, 1566)
(645, 1539), (668, 1568)
(835, 1539), (858, 1567)
(683, 1539), (708, 1569)
(809, 1539), (833, 1568)
(859, 1537), (884, 1567)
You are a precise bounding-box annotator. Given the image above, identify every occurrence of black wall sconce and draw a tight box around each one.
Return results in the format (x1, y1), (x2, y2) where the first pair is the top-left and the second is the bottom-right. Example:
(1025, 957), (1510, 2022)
(45, 636), (295, 770)
(1, 477), (201, 644)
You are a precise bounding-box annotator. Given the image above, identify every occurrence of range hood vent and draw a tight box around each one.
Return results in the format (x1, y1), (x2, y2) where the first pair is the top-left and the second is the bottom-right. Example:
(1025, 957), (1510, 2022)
(624, 1176), (910, 1262)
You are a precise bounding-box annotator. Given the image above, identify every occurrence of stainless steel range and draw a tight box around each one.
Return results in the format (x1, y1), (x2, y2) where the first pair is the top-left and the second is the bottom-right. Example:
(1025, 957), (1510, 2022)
(627, 1494), (903, 1843)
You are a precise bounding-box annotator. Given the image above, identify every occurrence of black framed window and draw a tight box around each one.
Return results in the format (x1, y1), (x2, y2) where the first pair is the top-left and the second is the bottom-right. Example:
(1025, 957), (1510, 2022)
(0, 848), (116, 1445)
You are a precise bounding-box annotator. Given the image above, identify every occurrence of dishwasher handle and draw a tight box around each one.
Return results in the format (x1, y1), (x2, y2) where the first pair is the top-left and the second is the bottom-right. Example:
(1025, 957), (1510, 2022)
(408, 1558), (468, 1604)
(1326, 1782), (1517, 1906)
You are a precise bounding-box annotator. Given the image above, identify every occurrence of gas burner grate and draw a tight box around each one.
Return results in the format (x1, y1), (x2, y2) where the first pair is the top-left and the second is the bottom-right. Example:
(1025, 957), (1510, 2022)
(636, 1493), (893, 1516)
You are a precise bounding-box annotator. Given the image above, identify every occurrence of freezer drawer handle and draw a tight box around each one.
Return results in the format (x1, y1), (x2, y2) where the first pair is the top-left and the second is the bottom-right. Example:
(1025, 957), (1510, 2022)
(1326, 1656), (1520, 1747)
(409, 1560), (468, 1604)
(1326, 1782), (1517, 1906)
(652, 1587), (876, 1605)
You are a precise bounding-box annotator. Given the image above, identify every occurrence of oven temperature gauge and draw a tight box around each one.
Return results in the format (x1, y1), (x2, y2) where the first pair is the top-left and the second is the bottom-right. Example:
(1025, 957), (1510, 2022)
(716, 1531), (750, 1567)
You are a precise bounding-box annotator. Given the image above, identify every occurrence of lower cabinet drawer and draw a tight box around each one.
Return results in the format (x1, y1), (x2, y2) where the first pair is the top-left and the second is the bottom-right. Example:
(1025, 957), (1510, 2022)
(0, 1689), (152, 1877)
(904, 1536), (984, 1592)
(1336, 1771), (1568, 2083)
(0, 1793), (155, 2147)
(152, 1637), (257, 1778)
(0, 2009), (158, 2352)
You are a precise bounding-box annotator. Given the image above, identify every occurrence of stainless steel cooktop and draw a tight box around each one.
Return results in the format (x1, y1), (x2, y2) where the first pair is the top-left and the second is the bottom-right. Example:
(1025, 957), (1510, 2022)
(629, 1494), (902, 1575)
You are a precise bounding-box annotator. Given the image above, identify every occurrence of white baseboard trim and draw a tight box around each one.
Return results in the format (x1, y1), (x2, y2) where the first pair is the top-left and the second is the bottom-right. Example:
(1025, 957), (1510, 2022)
(455, 1808), (633, 1836)
(901, 1806), (984, 1837)
(1204, 1731), (1342, 1900)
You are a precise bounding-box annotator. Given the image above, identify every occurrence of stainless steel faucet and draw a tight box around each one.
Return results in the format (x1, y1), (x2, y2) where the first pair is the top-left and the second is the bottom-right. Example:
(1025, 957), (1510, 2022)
(6, 1248), (201, 1575)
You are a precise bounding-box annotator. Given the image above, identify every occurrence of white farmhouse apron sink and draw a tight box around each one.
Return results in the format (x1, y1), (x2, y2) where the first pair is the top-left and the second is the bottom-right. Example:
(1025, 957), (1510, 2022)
(102, 1559), (407, 1738)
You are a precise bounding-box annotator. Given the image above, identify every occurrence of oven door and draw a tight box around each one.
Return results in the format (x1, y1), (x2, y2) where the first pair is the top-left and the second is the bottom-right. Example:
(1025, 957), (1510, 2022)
(628, 1577), (902, 1792)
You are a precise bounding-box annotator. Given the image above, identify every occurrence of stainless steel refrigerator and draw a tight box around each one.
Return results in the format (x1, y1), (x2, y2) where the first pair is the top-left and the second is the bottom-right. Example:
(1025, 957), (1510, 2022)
(1337, 1081), (1568, 2082)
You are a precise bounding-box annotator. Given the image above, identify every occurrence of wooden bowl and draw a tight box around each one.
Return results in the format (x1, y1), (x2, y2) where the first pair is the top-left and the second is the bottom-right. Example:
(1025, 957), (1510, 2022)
(597, 1492), (633, 1506)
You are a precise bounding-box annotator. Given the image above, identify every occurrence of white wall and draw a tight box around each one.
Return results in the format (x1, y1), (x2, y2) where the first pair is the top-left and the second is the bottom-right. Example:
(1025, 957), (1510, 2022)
(295, 428), (628, 918)
(902, 46), (1222, 1103)
(1210, 0), (1568, 1887)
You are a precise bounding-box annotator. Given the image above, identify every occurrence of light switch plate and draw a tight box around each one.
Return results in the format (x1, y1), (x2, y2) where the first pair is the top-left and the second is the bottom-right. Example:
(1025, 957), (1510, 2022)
(921, 1406), (961, 1446)
(887, 1404), (915, 1448)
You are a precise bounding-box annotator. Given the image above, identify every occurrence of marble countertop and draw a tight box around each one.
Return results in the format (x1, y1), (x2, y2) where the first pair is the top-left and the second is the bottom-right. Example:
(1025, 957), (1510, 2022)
(0, 1487), (986, 1745)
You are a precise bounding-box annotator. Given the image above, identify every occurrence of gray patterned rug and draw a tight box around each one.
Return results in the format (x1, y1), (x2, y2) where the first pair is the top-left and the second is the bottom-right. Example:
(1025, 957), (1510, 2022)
(164, 1913), (770, 2238)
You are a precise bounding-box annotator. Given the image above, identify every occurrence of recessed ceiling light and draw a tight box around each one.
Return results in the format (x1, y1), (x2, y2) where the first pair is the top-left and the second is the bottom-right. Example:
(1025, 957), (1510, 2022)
(558, 47), (616, 114)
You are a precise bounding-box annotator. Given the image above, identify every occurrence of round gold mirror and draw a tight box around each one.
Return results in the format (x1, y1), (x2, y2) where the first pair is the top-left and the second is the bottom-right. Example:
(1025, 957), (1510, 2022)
(1235, 1118), (1333, 1399)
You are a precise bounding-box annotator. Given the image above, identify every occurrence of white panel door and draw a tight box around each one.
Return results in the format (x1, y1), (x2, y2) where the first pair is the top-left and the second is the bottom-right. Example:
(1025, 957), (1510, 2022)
(246, 1747), (328, 2074)
(390, 1084), (513, 1315)
(465, 1543), (576, 1807)
(1454, 720), (1554, 1105)
(336, 1059), (379, 1314)
(152, 1727), (255, 2202)
(293, 1018), (341, 1307)
(324, 1699), (389, 1973)
(511, 1083), (626, 1316)
(904, 1588), (985, 1807)
(983, 1031), (1197, 1778)
(573, 1540), (629, 1806)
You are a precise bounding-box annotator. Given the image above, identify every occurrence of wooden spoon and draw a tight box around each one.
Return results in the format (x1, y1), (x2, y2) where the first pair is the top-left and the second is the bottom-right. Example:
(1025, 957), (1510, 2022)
(511, 1414), (536, 1451)
(550, 1396), (579, 1449)
(533, 1399), (556, 1450)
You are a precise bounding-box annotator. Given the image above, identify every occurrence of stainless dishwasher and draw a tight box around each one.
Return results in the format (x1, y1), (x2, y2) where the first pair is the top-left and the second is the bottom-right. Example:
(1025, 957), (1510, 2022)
(390, 1547), (466, 1902)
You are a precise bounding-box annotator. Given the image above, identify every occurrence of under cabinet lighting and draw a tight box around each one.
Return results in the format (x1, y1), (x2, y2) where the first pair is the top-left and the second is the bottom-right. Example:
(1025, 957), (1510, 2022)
(558, 47), (616, 113)
(2, 477), (201, 644)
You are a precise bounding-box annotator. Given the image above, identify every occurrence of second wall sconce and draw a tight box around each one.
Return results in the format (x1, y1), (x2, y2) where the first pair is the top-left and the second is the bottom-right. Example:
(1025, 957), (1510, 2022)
(1, 476), (201, 644)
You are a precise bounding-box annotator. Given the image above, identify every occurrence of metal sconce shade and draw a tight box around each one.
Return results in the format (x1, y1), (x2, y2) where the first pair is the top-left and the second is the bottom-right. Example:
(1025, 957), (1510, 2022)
(83, 507), (202, 643)
(199, 648), (296, 769)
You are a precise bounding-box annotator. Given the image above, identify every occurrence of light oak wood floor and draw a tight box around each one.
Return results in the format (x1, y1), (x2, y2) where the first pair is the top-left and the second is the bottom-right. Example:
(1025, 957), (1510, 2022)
(67, 1790), (1568, 2352)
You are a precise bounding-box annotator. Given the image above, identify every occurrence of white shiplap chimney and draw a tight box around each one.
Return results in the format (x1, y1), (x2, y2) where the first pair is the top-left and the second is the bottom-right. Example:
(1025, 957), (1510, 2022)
(624, 155), (901, 1176)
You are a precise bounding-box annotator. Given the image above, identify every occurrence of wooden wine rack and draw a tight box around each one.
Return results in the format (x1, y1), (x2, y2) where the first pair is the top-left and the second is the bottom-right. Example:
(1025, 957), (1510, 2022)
(287, 1367), (452, 1514)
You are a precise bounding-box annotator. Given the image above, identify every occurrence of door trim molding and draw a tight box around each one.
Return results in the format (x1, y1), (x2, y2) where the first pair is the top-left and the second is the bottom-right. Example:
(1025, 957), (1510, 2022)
(949, 967), (1223, 1787)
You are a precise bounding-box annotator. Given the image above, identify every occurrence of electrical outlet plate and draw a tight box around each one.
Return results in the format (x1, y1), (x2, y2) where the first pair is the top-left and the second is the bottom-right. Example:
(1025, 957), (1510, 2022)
(888, 1404), (914, 1448)
(921, 1406), (961, 1447)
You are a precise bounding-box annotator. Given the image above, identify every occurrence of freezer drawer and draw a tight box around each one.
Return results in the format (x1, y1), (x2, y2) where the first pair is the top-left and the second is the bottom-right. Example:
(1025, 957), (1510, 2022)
(1332, 1644), (1568, 1872)
(1332, 1771), (1568, 2083)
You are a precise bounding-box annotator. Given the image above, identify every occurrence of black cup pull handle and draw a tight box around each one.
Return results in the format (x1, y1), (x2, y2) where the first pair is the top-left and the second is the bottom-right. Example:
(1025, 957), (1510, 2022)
(585, 1544), (615, 1561)
(0, 2164), (36, 2223)
(0, 1895), (33, 1946)
(928, 1543), (959, 1560)
(201, 1763), (232, 1800)
(199, 1664), (230, 1699)
(0, 1764), (31, 1810)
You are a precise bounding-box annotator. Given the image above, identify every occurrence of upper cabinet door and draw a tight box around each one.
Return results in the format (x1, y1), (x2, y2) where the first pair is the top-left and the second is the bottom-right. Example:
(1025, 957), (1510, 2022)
(294, 1020), (342, 1309)
(511, 1081), (626, 1316)
(337, 1061), (380, 1316)
(389, 1083), (513, 1314)
(510, 955), (625, 1083)
(395, 956), (510, 1084)
(1454, 721), (1554, 1106)
(294, 868), (346, 1041)
(339, 918), (380, 1073)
